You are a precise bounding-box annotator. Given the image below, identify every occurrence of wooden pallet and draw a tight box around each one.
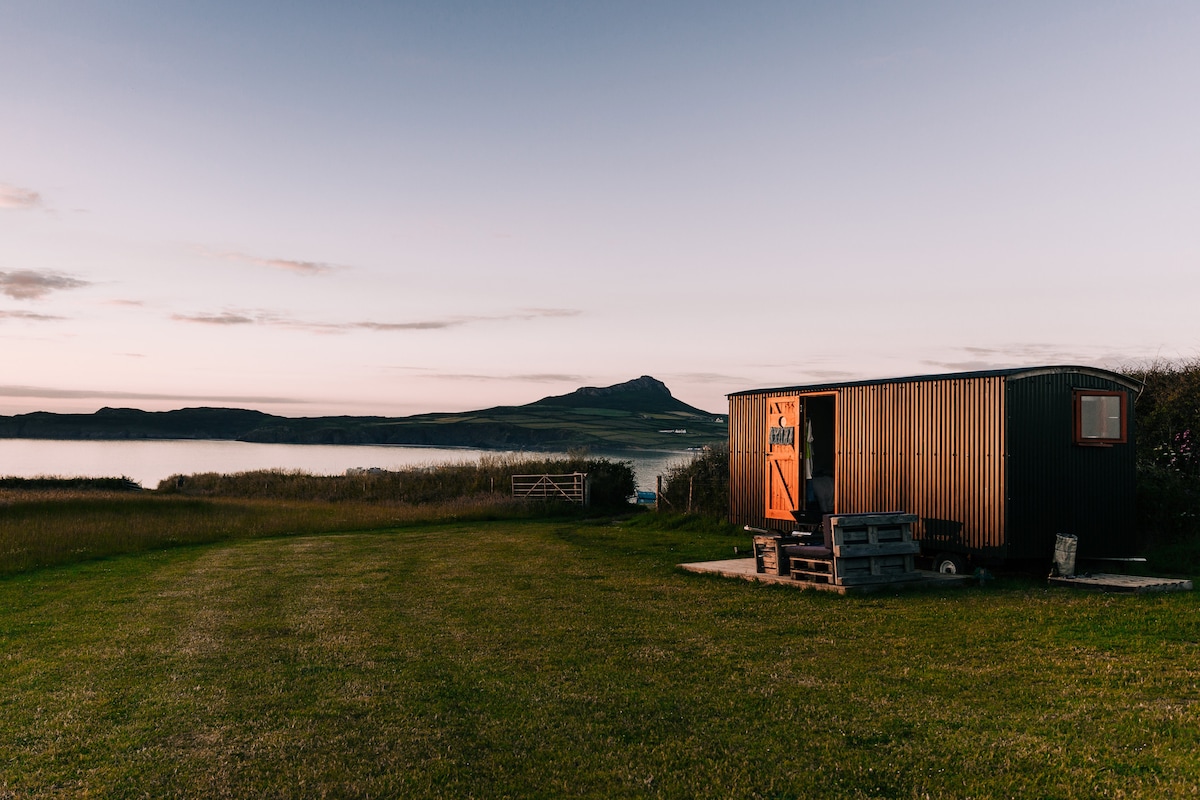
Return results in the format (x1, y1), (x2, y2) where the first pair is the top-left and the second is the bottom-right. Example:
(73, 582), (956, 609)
(752, 514), (924, 587)
(752, 534), (803, 576)
(789, 556), (834, 585)
(826, 514), (921, 586)
(834, 553), (920, 586)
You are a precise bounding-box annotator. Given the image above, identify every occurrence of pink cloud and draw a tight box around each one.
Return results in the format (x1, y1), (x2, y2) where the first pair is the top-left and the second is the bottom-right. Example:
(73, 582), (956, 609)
(0, 184), (42, 210)
(171, 307), (580, 333)
(204, 248), (347, 276)
(258, 257), (343, 276)
(171, 311), (259, 325)
(0, 309), (65, 321)
(0, 270), (90, 300)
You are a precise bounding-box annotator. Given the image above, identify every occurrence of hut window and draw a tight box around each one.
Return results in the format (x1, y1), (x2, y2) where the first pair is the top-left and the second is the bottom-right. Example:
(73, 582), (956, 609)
(1074, 390), (1127, 445)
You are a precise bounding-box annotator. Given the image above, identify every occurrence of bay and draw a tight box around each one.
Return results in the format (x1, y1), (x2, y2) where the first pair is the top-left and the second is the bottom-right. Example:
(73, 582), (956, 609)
(0, 438), (695, 492)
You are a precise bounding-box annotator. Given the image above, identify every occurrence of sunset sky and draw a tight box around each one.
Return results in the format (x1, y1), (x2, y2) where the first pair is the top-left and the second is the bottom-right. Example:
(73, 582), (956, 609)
(2, 1), (1198, 418)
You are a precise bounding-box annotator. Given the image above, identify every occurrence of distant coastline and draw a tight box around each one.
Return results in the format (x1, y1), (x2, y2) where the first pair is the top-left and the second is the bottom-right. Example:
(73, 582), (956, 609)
(0, 376), (728, 453)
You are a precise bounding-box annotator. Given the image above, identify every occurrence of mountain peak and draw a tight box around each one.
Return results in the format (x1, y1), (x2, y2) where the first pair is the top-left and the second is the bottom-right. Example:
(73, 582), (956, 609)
(571, 375), (671, 398)
(528, 376), (712, 416)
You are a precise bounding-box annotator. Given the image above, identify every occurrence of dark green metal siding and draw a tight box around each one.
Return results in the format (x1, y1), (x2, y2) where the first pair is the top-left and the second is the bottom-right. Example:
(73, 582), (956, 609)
(1005, 372), (1138, 560)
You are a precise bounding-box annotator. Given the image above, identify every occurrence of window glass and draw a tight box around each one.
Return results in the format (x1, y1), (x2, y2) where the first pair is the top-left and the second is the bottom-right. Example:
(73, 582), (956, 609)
(1077, 393), (1124, 442)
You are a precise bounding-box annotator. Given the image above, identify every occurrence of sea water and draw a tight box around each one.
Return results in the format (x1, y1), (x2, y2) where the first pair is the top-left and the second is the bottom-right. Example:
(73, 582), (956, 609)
(0, 438), (694, 492)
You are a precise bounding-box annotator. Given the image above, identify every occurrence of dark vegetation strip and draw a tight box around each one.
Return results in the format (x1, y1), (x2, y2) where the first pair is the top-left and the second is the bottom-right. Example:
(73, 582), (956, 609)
(0, 475), (142, 492)
(157, 453), (635, 507)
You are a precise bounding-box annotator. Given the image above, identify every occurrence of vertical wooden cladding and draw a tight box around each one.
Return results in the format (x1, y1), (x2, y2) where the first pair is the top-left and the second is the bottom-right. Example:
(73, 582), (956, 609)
(731, 376), (1007, 548)
(836, 377), (1006, 553)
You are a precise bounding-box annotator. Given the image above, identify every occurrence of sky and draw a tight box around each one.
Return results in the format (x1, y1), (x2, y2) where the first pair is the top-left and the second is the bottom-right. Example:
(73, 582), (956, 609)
(2, 1), (1198, 418)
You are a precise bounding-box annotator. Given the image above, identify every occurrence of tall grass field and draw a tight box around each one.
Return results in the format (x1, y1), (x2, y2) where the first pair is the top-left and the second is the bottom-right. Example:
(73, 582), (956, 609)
(0, 455), (635, 575)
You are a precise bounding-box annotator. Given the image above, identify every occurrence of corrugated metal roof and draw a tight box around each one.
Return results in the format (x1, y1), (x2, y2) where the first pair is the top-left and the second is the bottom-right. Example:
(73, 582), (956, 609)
(727, 365), (1142, 398)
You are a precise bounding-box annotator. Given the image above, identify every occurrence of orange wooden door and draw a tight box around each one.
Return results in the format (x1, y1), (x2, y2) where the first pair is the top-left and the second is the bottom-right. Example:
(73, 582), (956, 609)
(765, 396), (802, 521)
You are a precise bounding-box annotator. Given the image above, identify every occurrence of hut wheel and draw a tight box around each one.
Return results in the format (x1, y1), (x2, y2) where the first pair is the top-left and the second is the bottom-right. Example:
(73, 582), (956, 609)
(934, 553), (967, 575)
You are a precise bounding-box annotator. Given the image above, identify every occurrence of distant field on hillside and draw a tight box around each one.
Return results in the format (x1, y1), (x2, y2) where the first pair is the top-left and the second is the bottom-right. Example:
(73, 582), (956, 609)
(2, 516), (1198, 798)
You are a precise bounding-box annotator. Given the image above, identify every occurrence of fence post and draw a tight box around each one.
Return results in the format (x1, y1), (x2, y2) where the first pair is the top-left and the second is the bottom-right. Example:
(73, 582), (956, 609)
(688, 476), (694, 514)
(656, 475), (662, 512)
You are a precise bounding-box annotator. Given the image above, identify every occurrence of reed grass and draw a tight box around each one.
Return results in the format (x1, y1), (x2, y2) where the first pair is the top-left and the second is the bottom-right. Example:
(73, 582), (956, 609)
(0, 489), (562, 577)
(0, 454), (636, 576)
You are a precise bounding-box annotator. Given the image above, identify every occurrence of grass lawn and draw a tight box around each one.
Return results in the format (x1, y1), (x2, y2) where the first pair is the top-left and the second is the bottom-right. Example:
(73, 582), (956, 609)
(1, 516), (1198, 798)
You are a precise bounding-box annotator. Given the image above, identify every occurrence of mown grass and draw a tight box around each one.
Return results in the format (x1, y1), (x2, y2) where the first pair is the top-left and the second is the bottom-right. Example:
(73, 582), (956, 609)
(1, 513), (1198, 798)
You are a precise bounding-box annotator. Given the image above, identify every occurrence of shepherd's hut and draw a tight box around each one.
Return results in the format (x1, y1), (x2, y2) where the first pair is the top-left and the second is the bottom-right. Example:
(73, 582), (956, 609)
(728, 366), (1141, 572)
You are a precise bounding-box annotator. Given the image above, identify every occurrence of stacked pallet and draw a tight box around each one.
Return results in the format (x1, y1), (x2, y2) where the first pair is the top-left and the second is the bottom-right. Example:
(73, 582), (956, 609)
(790, 513), (921, 588)
(788, 554), (834, 584)
(752, 534), (803, 576)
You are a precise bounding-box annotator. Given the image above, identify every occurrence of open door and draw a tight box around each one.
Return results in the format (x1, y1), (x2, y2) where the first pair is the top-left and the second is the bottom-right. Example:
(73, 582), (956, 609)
(765, 396), (802, 521)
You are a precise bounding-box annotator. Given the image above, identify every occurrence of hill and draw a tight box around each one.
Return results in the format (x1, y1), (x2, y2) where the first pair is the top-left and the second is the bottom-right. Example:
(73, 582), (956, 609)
(528, 375), (712, 415)
(0, 376), (727, 451)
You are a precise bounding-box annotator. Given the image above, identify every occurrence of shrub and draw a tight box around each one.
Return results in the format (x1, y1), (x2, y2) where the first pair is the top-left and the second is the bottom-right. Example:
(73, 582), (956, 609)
(1136, 464), (1200, 544)
(660, 445), (729, 518)
(1122, 358), (1200, 553)
(1124, 356), (1200, 476)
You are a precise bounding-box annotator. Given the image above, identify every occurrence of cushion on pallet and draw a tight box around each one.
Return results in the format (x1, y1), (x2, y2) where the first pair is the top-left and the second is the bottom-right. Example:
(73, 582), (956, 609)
(782, 544), (833, 560)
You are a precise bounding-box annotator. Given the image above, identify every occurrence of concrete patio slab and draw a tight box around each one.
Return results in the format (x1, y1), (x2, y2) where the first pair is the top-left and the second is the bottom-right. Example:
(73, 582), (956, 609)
(1048, 573), (1193, 593)
(678, 557), (973, 595)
